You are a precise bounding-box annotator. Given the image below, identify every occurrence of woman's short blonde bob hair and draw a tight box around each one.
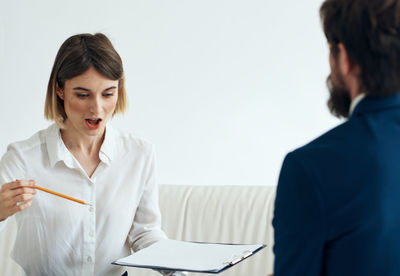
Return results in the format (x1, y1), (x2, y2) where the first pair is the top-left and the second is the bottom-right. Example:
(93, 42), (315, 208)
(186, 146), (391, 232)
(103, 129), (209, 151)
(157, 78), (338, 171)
(44, 33), (127, 127)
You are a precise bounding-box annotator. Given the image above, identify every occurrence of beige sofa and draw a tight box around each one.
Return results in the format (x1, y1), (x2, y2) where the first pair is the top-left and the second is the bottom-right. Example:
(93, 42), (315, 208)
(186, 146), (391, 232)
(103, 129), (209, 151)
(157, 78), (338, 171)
(0, 185), (276, 276)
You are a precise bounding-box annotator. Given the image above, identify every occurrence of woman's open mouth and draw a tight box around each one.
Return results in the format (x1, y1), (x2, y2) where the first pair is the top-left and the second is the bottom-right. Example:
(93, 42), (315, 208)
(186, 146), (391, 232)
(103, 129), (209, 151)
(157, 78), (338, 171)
(85, 118), (102, 130)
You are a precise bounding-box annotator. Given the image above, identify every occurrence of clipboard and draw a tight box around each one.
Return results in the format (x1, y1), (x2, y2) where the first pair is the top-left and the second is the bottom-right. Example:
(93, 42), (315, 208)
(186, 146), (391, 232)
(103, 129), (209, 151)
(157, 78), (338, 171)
(112, 239), (266, 274)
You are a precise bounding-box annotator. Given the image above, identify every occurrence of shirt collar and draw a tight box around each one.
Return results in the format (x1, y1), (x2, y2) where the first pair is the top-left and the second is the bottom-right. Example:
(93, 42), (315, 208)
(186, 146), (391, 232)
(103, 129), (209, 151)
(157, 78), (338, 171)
(99, 124), (116, 165)
(45, 124), (72, 168)
(46, 123), (116, 168)
(349, 93), (366, 116)
(351, 93), (400, 117)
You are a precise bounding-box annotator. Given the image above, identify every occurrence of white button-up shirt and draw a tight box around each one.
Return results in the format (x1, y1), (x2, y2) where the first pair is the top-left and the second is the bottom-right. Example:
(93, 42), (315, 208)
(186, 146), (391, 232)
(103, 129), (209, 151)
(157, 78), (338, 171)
(0, 123), (167, 276)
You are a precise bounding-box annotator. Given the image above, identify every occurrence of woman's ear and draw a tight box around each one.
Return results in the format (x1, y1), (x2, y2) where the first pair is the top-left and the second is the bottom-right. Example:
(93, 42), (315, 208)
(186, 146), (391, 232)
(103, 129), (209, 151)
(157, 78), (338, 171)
(56, 84), (64, 100)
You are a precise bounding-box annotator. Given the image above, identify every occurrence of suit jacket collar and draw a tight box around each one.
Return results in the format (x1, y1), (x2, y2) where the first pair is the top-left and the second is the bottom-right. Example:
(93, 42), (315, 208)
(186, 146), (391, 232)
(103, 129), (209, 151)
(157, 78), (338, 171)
(351, 93), (400, 117)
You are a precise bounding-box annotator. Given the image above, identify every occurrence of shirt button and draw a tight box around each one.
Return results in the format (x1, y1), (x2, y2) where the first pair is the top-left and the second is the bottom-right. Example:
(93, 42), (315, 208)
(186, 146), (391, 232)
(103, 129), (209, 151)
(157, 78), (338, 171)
(87, 256), (92, 262)
(89, 206), (94, 212)
(89, 231), (94, 237)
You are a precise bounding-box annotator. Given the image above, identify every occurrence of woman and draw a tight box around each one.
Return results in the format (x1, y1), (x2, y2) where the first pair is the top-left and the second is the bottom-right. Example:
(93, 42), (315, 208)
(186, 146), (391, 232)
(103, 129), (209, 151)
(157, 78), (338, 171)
(0, 33), (177, 276)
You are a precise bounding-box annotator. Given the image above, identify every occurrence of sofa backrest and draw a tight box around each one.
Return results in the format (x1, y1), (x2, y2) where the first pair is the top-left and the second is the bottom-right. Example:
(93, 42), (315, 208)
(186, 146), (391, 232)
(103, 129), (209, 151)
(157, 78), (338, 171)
(158, 185), (276, 276)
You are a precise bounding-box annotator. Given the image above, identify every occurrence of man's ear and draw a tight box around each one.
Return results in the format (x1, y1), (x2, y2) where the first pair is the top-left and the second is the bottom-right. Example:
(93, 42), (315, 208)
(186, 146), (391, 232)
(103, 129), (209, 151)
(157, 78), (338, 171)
(337, 43), (360, 76)
(56, 84), (64, 100)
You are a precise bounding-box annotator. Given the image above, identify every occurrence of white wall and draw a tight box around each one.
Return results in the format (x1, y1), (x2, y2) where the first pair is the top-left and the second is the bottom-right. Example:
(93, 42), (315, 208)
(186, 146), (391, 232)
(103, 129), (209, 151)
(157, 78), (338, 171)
(0, 0), (340, 186)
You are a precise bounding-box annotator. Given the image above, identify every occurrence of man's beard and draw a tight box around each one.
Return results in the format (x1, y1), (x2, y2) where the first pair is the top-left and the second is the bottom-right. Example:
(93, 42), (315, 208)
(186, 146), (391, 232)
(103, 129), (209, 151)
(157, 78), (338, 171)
(327, 73), (351, 118)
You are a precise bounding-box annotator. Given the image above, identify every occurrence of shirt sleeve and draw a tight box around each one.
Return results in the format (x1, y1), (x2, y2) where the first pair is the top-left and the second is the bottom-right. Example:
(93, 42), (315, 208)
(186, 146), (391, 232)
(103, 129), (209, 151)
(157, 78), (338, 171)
(0, 144), (27, 232)
(272, 152), (326, 276)
(128, 145), (167, 252)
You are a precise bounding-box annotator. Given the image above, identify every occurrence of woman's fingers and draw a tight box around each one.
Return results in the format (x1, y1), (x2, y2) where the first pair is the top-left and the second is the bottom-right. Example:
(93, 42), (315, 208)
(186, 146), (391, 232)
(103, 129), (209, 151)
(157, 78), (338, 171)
(14, 193), (34, 203)
(0, 180), (36, 221)
(1, 193), (34, 208)
(12, 199), (33, 213)
(0, 180), (36, 202)
(8, 186), (37, 197)
(2, 179), (36, 190)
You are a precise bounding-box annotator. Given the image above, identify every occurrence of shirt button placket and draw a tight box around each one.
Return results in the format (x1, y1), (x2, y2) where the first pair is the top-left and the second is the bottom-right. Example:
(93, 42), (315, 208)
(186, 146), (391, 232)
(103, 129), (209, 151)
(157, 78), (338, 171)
(88, 205), (95, 241)
(83, 178), (96, 275)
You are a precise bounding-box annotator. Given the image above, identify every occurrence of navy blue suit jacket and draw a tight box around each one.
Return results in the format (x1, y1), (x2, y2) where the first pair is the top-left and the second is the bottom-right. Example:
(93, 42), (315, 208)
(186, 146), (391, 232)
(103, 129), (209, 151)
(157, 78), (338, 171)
(273, 94), (400, 275)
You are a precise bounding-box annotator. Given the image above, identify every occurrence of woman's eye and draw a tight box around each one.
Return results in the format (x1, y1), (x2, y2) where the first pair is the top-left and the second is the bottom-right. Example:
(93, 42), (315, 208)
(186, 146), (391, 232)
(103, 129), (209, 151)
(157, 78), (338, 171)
(103, 92), (114, 97)
(77, 94), (89, 98)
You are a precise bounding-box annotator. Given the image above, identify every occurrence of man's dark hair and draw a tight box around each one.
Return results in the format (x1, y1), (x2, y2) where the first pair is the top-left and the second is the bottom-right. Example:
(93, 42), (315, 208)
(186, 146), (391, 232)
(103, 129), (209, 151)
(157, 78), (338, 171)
(320, 0), (400, 96)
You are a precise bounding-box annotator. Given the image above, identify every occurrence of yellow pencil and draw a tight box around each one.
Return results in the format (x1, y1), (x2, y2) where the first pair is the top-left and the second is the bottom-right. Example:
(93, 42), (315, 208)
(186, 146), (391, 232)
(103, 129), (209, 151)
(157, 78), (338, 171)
(35, 185), (90, 205)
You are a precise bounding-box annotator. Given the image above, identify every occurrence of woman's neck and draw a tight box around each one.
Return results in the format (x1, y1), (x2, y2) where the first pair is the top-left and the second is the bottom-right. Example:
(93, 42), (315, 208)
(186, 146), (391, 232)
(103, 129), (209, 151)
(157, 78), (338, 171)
(60, 123), (105, 157)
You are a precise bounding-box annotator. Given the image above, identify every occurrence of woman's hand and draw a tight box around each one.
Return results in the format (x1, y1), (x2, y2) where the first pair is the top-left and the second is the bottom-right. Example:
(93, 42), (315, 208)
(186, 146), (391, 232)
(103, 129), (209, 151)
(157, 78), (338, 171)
(0, 180), (36, 221)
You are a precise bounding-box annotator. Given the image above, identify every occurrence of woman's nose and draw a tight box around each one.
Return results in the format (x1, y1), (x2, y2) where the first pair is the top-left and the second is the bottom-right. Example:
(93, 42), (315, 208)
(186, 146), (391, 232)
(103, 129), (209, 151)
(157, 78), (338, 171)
(89, 97), (102, 114)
